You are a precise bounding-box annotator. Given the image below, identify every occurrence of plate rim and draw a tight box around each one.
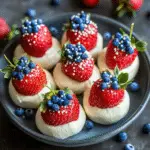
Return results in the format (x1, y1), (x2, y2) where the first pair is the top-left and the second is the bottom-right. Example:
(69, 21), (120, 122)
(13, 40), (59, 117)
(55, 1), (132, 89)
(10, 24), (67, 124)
(0, 12), (150, 147)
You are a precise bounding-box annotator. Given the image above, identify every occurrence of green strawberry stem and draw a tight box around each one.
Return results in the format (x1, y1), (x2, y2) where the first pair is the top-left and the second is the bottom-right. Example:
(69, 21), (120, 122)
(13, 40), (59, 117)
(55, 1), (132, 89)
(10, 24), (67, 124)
(4, 55), (15, 68)
(129, 23), (134, 40)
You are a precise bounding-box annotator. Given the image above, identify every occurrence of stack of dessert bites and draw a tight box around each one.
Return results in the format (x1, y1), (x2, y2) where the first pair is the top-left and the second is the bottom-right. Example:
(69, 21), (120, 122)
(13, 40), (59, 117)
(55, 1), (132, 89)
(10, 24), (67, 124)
(0, 11), (147, 139)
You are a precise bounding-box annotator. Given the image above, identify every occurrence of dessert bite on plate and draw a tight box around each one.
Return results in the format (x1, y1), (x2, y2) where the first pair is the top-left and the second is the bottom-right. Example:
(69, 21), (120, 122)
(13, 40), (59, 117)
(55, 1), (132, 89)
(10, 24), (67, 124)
(61, 11), (103, 59)
(0, 56), (56, 108)
(83, 68), (131, 125)
(53, 43), (100, 94)
(97, 23), (147, 80)
(14, 18), (61, 70)
(36, 88), (86, 139)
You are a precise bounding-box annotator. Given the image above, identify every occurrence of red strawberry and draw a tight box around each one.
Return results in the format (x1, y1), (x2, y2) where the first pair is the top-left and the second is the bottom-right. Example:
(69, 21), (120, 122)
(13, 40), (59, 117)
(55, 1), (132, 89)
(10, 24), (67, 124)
(12, 65), (47, 95)
(66, 23), (98, 51)
(82, 0), (99, 8)
(105, 40), (138, 70)
(129, 0), (143, 11)
(89, 80), (124, 108)
(41, 94), (79, 126)
(0, 18), (10, 40)
(62, 58), (94, 82)
(20, 25), (52, 57)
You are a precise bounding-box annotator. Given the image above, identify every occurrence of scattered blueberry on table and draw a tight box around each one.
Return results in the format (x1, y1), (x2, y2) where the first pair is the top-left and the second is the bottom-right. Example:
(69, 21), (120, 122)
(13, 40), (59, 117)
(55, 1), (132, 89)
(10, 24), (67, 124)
(85, 120), (94, 130)
(103, 32), (112, 40)
(124, 143), (135, 150)
(25, 8), (36, 18)
(51, 0), (60, 6)
(25, 109), (34, 119)
(116, 131), (128, 142)
(15, 108), (25, 117)
(142, 123), (150, 134)
(128, 82), (140, 92)
(49, 26), (58, 37)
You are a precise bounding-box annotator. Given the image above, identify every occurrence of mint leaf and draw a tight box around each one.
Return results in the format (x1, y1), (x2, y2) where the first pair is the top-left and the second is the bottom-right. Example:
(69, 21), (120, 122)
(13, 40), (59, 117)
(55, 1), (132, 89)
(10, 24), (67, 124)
(114, 66), (120, 77)
(39, 102), (47, 113)
(135, 41), (147, 52)
(118, 73), (129, 84)
(13, 57), (19, 65)
(64, 87), (70, 94)
(4, 70), (12, 79)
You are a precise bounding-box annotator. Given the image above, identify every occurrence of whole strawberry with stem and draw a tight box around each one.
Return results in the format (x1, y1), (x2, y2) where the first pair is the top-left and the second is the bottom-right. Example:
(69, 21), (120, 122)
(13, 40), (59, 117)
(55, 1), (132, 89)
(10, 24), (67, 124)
(112, 0), (143, 17)
(105, 23), (147, 70)
(61, 43), (94, 82)
(20, 19), (52, 57)
(39, 88), (80, 126)
(0, 17), (10, 40)
(64, 11), (98, 51)
(0, 56), (47, 95)
(89, 67), (132, 109)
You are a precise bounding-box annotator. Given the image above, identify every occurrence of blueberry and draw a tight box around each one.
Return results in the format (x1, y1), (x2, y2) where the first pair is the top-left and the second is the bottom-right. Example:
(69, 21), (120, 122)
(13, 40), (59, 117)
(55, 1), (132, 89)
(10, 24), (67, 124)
(142, 123), (150, 134)
(85, 120), (94, 130)
(100, 82), (108, 90)
(28, 62), (36, 69)
(103, 76), (110, 82)
(33, 26), (39, 33)
(31, 20), (37, 26)
(20, 56), (28, 62)
(126, 46), (134, 54)
(37, 19), (43, 24)
(119, 44), (125, 50)
(113, 38), (120, 47)
(81, 53), (88, 60)
(12, 71), (17, 78)
(80, 45), (86, 53)
(49, 26), (58, 37)
(79, 24), (85, 31)
(58, 90), (65, 96)
(25, 109), (34, 119)
(51, 0), (60, 5)
(57, 99), (64, 106)
(24, 20), (31, 27)
(51, 95), (59, 103)
(128, 82), (139, 92)
(123, 36), (130, 41)
(15, 108), (24, 117)
(85, 19), (90, 24)
(101, 72), (110, 80)
(103, 32), (112, 40)
(27, 26), (32, 33)
(75, 57), (82, 63)
(17, 72), (24, 80)
(21, 28), (27, 34)
(47, 100), (53, 108)
(112, 81), (119, 90)
(66, 94), (73, 100)
(71, 23), (79, 30)
(19, 61), (26, 67)
(115, 32), (122, 40)
(66, 44), (73, 49)
(62, 100), (70, 106)
(16, 65), (23, 71)
(117, 132), (128, 142)
(73, 17), (82, 24)
(23, 67), (31, 75)
(51, 104), (60, 111)
(124, 144), (135, 150)
(111, 77), (118, 82)
(124, 40), (130, 47)
(26, 8), (36, 18)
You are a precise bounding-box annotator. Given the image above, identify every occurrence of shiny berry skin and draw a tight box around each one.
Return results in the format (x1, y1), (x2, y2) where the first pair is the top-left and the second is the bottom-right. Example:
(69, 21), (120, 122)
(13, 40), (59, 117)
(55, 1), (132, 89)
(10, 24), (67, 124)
(100, 82), (108, 90)
(142, 123), (150, 134)
(126, 46), (134, 54)
(37, 19), (43, 24)
(33, 26), (39, 33)
(115, 32), (122, 40)
(17, 72), (24, 80)
(66, 94), (73, 100)
(79, 24), (85, 31)
(85, 120), (94, 130)
(58, 90), (65, 96)
(103, 32), (112, 40)
(103, 76), (110, 82)
(51, 104), (60, 111)
(111, 77), (118, 82)
(47, 100), (53, 108)
(82, 0), (99, 8)
(26, 8), (36, 18)
(23, 67), (31, 75)
(25, 109), (34, 119)
(62, 100), (70, 106)
(51, 96), (59, 103)
(15, 108), (24, 117)
(129, 82), (139, 91)
(101, 72), (110, 79)
(28, 62), (36, 69)
(117, 132), (128, 142)
(16, 65), (23, 71)
(51, 0), (60, 5)
(113, 38), (120, 46)
(124, 144), (135, 150)
(49, 26), (58, 37)
(112, 81), (119, 90)
(12, 71), (17, 78)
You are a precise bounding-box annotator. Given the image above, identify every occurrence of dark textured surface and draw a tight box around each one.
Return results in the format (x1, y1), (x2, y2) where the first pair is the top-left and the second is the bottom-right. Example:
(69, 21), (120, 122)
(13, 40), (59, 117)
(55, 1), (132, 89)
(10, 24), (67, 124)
(0, 0), (150, 149)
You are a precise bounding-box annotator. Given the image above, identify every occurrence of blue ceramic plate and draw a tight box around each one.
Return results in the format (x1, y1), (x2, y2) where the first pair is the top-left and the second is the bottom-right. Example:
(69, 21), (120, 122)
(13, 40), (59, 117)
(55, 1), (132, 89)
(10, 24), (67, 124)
(0, 13), (150, 147)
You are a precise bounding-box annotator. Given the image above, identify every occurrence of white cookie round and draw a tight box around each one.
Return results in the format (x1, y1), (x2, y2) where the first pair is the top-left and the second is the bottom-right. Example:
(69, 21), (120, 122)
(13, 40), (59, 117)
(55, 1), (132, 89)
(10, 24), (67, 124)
(53, 63), (100, 94)
(97, 48), (139, 80)
(83, 87), (130, 125)
(35, 105), (86, 139)
(61, 32), (103, 59)
(9, 70), (56, 108)
(14, 37), (61, 70)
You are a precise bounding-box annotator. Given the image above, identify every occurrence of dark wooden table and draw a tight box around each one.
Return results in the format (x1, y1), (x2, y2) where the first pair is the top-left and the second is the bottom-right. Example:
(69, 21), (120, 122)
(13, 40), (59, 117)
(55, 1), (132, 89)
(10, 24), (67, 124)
(0, 0), (150, 149)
